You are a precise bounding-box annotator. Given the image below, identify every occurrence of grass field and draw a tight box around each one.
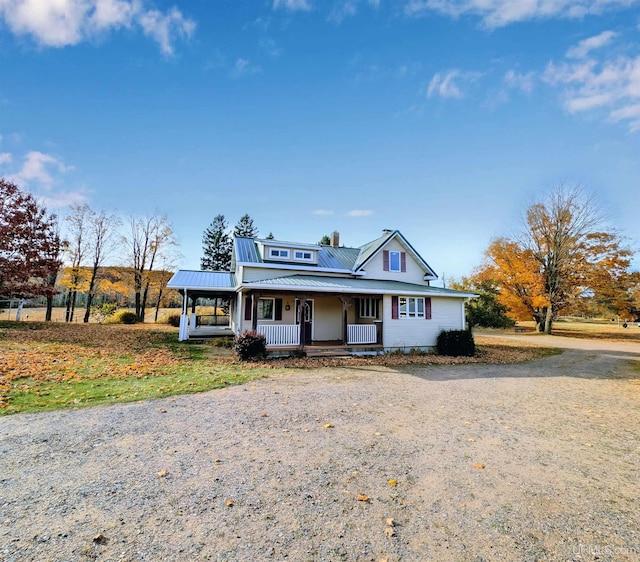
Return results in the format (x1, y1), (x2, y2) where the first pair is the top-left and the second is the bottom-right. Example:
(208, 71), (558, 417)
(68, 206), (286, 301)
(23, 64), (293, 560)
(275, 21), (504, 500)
(0, 319), (560, 416)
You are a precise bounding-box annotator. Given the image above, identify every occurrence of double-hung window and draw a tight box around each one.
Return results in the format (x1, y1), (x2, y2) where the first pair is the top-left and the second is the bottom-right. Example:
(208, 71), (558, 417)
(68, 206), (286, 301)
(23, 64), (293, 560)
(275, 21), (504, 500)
(258, 298), (274, 320)
(389, 251), (401, 272)
(393, 296), (431, 319)
(359, 297), (379, 319)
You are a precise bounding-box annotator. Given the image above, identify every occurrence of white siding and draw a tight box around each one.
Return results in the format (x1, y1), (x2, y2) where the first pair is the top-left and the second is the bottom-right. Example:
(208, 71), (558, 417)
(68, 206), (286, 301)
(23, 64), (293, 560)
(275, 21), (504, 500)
(241, 266), (352, 283)
(362, 238), (428, 285)
(382, 295), (465, 350)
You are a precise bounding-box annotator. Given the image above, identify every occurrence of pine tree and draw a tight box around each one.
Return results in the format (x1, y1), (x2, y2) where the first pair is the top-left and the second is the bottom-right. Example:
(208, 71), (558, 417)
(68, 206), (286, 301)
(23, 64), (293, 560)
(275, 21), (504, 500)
(265, 232), (275, 240)
(318, 234), (331, 245)
(201, 215), (232, 271)
(234, 214), (258, 238)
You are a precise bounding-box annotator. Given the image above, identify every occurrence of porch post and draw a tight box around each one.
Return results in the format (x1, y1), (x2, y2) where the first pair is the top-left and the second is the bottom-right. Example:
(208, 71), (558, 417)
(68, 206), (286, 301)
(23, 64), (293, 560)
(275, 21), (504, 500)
(298, 296), (307, 349)
(338, 296), (351, 345)
(251, 292), (258, 331)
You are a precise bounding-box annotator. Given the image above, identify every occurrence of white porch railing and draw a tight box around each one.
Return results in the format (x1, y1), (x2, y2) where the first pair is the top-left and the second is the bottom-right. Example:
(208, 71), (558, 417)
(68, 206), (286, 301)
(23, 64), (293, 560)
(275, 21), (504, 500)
(347, 324), (377, 344)
(257, 324), (300, 347)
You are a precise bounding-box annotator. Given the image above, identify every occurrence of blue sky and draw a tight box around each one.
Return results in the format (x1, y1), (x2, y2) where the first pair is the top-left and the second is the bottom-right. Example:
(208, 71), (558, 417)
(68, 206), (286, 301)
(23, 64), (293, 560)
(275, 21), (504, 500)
(1, 0), (639, 280)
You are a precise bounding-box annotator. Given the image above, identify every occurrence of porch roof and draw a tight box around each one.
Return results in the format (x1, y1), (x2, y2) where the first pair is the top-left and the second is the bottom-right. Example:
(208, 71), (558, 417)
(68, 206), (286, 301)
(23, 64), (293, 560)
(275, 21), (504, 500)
(167, 270), (236, 291)
(242, 274), (476, 298)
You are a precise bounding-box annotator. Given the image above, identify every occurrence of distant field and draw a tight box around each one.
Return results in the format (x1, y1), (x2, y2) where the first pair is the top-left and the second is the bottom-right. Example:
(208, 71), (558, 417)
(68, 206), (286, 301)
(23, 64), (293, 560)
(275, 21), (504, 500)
(516, 318), (640, 341)
(1, 306), (182, 324)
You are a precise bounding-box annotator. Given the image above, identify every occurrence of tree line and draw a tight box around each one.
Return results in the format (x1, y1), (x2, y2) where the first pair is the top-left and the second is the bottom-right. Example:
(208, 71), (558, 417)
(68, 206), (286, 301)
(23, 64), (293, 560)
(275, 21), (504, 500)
(4, 177), (637, 332)
(1, 178), (178, 322)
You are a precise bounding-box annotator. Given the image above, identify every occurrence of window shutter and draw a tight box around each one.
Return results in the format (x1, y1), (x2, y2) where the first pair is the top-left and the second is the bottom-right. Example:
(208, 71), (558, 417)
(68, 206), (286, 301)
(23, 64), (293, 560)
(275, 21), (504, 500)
(275, 298), (283, 321)
(401, 252), (406, 272)
(425, 297), (432, 320)
(391, 296), (399, 319)
(244, 297), (252, 321)
(383, 250), (389, 271)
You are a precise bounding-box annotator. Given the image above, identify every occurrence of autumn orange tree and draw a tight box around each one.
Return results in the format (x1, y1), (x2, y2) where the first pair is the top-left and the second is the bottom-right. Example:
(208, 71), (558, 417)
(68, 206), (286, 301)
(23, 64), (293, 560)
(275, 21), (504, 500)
(475, 186), (635, 333)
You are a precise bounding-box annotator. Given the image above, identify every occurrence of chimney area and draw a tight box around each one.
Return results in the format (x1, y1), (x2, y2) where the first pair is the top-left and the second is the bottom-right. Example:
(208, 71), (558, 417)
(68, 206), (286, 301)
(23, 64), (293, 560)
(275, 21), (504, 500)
(330, 231), (340, 247)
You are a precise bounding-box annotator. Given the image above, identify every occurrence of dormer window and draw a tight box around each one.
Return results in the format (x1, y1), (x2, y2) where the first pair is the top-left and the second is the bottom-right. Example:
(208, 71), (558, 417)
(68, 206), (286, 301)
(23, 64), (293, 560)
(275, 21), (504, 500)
(294, 250), (313, 261)
(269, 248), (290, 259)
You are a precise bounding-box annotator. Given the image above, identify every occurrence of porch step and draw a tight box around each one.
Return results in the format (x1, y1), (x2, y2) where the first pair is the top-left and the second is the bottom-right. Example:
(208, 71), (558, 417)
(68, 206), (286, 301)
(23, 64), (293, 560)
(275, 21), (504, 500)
(305, 348), (353, 358)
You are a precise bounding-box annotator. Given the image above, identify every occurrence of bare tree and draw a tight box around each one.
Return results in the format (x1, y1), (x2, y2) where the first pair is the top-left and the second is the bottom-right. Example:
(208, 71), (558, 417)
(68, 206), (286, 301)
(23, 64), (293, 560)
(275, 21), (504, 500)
(83, 209), (121, 323)
(124, 213), (178, 322)
(63, 204), (90, 322)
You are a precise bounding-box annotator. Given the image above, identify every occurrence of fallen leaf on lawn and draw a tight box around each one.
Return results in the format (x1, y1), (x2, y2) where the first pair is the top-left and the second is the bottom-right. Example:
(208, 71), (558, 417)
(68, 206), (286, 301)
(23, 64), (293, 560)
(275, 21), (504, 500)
(388, 479), (397, 487)
(214, 458), (221, 463)
(92, 533), (107, 544)
(467, 438), (475, 442)
(323, 423), (334, 429)
(225, 500), (234, 507)
(260, 412), (268, 417)
(385, 518), (395, 527)
(384, 527), (396, 538)
(157, 470), (168, 477)
(158, 408), (167, 413)
(472, 463), (485, 470)
(357, 494), (370, 502)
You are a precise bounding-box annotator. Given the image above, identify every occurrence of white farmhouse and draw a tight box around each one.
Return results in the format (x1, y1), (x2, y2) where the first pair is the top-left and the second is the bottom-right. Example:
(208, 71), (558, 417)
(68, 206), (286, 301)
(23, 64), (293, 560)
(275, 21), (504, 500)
(167, 230), (475, 354)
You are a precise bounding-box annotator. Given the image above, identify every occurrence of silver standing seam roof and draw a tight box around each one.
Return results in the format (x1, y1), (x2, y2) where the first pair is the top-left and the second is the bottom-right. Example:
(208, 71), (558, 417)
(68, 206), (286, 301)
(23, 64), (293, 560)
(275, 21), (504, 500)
(168, 231), (452, 294)
(167, 270), (236, 291)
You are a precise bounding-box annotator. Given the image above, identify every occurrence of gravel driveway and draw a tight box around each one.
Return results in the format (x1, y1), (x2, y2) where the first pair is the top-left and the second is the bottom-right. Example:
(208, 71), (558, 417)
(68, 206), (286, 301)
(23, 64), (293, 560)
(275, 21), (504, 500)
(1, 339), (639, 562)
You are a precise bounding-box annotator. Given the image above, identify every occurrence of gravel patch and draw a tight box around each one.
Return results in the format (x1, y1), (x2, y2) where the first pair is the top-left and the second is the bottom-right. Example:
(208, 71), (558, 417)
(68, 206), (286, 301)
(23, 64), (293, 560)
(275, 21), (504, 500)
(1, 346), (639, 561)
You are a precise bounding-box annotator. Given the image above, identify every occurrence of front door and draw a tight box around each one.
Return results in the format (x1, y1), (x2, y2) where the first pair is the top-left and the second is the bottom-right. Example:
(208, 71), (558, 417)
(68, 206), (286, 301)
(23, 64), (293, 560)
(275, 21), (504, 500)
(295, 299), (313, 343)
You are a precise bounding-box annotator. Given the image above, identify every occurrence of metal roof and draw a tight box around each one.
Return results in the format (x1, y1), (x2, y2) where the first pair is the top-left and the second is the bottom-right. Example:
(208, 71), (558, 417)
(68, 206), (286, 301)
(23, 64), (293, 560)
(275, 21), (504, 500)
(234, 237), (263, 264)
(243, 274), (475, 298)
(167, 270), (236, 290)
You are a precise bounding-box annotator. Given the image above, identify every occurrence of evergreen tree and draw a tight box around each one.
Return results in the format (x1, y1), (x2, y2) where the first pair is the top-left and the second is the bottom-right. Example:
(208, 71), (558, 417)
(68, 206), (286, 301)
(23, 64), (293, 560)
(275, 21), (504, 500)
(201, 215), (232, 271)
(265, 232), (275, 240)
(234, 214), (258, 238)
(318, 234), (331, 245)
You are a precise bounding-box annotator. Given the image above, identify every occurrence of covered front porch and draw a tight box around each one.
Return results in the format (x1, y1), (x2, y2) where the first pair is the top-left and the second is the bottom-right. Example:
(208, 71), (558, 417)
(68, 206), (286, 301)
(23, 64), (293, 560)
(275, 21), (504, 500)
(241, 290), (384, 350)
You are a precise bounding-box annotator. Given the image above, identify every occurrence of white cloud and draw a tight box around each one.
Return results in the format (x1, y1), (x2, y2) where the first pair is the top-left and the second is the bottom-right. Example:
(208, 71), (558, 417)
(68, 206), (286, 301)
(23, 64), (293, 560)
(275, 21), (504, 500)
(567, 30), (618, 59)
(231, 58), (262, 79)
(5, 150), (89, 208)
(427, 69), (481, 99)
(404, 0), (640, 28)
(0, 0), (195, 55)
(503, 70), (535, 93)
(346, 209), (374, 217)
(312, 209), (334, 215)
(8, 151), (71, 187)
(39, 190), (89, 209)
(328, 1), (358, 23)
(273, 0), (313, 11)
(0, 152), (12, 165)
(543, 53), (640, 131)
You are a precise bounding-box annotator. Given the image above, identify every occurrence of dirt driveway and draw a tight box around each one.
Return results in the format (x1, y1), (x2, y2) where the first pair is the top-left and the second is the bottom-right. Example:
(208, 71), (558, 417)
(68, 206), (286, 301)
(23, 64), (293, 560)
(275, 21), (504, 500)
(1, 339), (639, 562)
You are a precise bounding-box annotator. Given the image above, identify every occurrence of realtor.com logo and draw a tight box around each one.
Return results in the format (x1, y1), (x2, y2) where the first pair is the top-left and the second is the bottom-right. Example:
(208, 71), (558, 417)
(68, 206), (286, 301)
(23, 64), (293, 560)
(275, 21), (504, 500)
(573, 543), (638, 557)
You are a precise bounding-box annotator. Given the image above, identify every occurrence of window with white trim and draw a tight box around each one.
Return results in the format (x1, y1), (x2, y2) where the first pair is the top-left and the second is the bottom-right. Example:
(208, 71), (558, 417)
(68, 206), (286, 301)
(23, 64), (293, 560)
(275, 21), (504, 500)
(399, 296), (425, 318)
(258, 298), (274, 320)
(359, 297), (379, 319)
(294, 250), (313, 261)
(269, 248), (289, 259)
(389, 251), (401, 272)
